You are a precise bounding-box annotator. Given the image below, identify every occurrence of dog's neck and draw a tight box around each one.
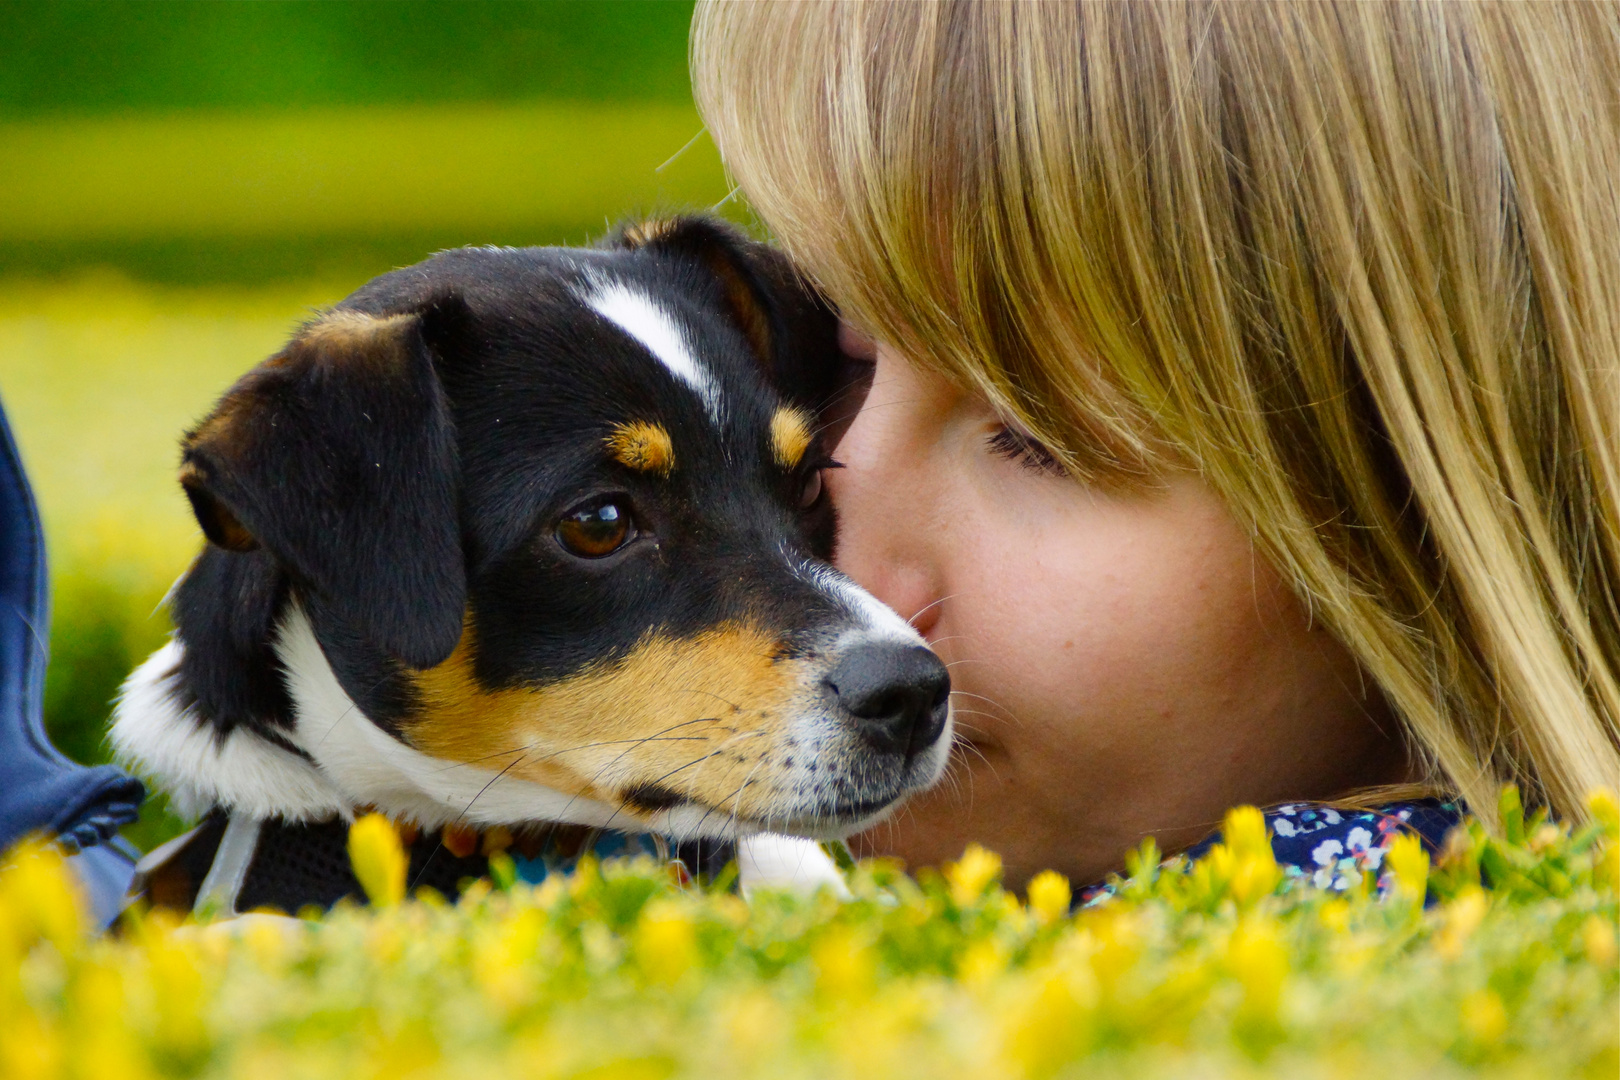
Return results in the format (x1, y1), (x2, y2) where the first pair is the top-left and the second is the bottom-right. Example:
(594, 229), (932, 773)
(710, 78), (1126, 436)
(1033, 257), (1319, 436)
(111, 604), (624, 831)
(113, 605), (852, 901)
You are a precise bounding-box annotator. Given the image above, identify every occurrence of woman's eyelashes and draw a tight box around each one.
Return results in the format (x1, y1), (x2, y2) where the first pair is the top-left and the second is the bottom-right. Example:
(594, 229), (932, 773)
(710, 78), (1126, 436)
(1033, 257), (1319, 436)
(987, 425), (1064, 475)
(798, 457), (842, 510)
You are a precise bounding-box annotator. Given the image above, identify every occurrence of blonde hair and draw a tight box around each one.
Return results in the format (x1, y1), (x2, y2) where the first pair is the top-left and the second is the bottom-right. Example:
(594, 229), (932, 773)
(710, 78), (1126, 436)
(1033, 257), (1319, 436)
(693, 0), (1620, 825)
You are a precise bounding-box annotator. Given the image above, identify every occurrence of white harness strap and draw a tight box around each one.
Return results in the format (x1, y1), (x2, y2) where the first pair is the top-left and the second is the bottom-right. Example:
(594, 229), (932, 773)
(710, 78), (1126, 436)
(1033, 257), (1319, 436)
(193, 813), (262, 917)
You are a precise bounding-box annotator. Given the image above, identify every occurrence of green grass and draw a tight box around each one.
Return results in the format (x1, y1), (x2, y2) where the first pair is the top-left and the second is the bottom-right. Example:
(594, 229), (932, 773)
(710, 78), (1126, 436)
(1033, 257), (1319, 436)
(2, 792), (1615, 1078)
(0, 103), (728, 243)
(0, 1), (698, 117)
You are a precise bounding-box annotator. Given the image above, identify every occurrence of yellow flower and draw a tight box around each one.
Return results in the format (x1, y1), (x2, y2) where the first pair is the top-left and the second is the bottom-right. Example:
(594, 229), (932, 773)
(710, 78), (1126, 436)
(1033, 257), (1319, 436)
(957, 938), (1006, 986)
(474, 910), (545, 1013)
(1228, 920), (1288, 1021)
(1224, 805), (1270, 860)
(1460, 989), (1507, 1045)
(1223, 806), (1282, 905)
(716, 990), (787, 1062)
(1083, 909), (1143, 988)
(347, 814), (407, 908)
(1385, 832), (1429, 905)
(1435, 889), (1488, 960)
(1581, 914), (1617, 967)
(634, 900), (697, 987)
(812, 925), (874, 1001)
(946, 844), (1002, 907)
(1318, 899), (1352, 934)
(1003, 971), (1094, 1078)
(144, 939), (207, 1060)
(1025, 870), (1072, 926)
(0, 838), (83, 950)
(71, 966), (156, 1080)
(0, 1010), (62, 1080)
(1588, 787), (1619, 836)
(1589, 788), (1619, 892)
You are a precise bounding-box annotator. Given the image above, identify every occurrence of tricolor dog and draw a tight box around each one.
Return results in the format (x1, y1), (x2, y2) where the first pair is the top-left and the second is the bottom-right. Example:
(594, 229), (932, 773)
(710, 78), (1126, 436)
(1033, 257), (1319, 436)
(112, 218), (951, 915)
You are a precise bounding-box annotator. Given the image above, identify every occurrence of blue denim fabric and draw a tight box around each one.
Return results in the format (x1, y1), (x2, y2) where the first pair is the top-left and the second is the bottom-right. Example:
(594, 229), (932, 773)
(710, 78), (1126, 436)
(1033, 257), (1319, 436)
(0, 392), (144, 926)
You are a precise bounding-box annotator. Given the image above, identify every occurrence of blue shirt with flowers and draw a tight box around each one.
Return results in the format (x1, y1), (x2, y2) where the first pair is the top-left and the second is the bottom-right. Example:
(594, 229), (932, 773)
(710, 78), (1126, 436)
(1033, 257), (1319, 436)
(1182, 799), (1462, 893)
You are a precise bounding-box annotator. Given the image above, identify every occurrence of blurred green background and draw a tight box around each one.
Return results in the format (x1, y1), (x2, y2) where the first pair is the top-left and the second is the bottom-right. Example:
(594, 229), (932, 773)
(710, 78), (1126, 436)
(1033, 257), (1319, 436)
(0, 0), (731, 849)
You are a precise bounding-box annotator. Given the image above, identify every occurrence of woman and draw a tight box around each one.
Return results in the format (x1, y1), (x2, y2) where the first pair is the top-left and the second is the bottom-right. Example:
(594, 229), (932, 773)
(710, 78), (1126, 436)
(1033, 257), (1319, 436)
(692, 0), (1619, 890)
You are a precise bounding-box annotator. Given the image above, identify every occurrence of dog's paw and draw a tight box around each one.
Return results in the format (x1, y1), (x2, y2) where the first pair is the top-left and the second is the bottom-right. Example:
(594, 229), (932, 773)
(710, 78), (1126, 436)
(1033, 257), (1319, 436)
(736, 834), (852, 900)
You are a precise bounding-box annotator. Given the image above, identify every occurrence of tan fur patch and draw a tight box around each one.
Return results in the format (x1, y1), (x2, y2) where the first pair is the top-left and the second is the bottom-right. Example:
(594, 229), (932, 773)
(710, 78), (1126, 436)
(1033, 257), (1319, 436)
(298, 310), (414, 352)
(178, 461), (259, 552)
(770, 407), (814, 470)
(606, 420), (676, 475)
(704, 250), (774, 364)
(621, 219), (678, 248)
(181, 309), (418, 481)
(405, 621), (806, 824)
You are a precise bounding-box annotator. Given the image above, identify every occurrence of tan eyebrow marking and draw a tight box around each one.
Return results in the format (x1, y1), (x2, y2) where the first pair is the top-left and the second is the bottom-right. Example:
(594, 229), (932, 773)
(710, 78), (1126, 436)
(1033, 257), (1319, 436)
(770, 407), (814, 470)
(605, 420), (676, 476)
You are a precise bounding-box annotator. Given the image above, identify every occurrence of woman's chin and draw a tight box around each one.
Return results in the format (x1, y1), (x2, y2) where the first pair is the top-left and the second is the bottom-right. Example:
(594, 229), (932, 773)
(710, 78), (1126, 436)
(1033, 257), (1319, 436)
(845, 743), (1056, 889)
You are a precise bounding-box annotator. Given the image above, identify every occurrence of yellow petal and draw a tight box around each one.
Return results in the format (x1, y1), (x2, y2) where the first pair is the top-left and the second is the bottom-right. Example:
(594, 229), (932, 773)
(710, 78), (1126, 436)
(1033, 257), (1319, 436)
(347, 814), (407, 908)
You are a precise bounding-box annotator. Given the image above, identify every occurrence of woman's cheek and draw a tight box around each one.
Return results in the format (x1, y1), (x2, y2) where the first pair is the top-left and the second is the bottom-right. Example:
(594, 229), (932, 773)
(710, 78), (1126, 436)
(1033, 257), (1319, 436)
(937, 476), (1269, 752)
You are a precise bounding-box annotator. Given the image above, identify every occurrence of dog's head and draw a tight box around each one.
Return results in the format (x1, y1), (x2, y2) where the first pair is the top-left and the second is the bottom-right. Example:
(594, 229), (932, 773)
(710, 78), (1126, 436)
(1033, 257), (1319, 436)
(171, 217), (950, 839)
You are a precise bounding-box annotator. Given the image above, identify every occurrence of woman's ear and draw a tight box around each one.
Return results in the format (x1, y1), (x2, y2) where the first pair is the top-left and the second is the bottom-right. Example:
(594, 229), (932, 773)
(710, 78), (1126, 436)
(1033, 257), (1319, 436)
(177, 299), (469, 671)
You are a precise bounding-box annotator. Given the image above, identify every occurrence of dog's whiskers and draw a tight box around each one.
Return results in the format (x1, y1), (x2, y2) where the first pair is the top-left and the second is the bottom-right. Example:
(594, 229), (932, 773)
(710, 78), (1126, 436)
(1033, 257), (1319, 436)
(409, 751), (527, 890)
(429, 718), (720, 772)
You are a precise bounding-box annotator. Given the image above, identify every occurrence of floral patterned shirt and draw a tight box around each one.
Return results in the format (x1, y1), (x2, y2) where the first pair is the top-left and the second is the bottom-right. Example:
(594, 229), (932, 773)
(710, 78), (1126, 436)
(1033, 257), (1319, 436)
(1081, 799), (1463, 905)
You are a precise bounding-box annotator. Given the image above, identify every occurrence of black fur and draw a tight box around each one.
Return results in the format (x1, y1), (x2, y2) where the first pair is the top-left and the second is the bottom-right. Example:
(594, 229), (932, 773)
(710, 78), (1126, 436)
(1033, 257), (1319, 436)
(180, 296), (467, 669)
(171, 217), (849, 745)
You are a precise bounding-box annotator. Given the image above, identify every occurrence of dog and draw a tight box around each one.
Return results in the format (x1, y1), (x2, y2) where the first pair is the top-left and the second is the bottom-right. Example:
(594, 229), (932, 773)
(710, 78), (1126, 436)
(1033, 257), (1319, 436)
(110, 217), (951, 915)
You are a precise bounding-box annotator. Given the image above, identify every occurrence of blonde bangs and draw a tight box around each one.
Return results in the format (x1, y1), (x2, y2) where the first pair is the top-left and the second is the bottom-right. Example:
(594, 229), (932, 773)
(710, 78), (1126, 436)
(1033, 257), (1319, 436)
(693, 1), (1165, 483)
(693, 1), (1620, 826)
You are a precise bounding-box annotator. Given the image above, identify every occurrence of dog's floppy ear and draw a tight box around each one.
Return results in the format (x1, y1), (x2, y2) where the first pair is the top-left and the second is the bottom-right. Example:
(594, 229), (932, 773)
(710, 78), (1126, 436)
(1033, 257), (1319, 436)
(179, 300), (467, 670)
(615, 216), (843, 410)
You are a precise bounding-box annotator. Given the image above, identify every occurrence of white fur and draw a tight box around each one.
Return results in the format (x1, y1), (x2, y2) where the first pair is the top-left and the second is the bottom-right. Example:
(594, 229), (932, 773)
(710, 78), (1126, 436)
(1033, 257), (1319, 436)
(111, 614), (628, 831)
(785, 550), (957, 812)
(581, 277), (726, 428)
(111, 640), (348, 821)
(737, 834), (850, 899)
(789, 550), (920, 642)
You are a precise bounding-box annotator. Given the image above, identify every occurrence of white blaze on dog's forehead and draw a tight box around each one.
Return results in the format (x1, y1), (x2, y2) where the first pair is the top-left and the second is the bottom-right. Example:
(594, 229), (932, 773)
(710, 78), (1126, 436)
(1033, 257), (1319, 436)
(580, 277), (725, 428)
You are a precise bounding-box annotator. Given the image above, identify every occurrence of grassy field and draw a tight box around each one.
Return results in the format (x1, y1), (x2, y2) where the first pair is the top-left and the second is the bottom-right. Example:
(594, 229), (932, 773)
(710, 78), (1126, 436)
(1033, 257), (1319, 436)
(2, 793), (1615, 1078)
(0, 103), (729, 246)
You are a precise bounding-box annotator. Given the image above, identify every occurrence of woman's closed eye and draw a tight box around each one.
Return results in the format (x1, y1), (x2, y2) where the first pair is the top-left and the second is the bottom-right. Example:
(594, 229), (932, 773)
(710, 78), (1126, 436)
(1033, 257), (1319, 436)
(987, 425), (1064, 475)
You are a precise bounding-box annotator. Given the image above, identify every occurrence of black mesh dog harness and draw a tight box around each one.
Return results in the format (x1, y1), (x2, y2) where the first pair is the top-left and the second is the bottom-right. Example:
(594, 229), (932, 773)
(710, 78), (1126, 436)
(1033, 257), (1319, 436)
(131, 809), (736, 916)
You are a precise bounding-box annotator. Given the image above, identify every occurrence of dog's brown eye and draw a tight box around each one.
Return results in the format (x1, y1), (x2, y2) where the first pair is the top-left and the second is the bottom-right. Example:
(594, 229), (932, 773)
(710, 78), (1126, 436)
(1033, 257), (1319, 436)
(798, 469), (824, 509)
(556, 501), (631, 558)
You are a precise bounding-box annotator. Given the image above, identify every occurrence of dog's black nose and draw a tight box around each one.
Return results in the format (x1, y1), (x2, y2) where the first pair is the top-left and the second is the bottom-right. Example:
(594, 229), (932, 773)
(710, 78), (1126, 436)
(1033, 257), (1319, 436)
(827, 643), (950, 760)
